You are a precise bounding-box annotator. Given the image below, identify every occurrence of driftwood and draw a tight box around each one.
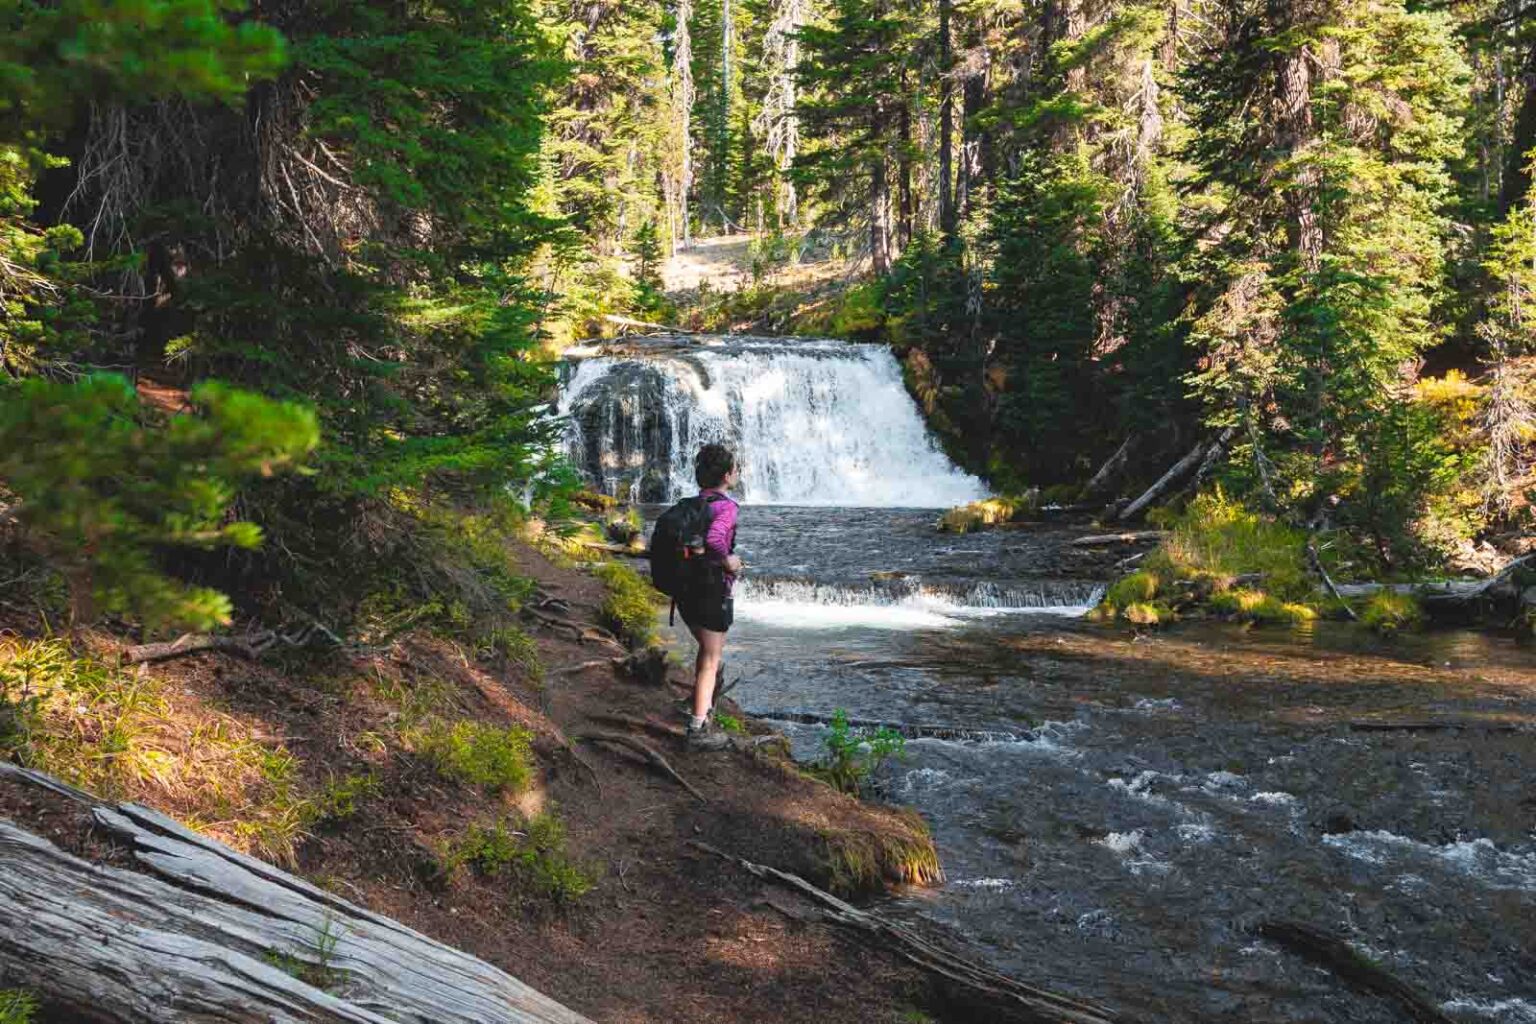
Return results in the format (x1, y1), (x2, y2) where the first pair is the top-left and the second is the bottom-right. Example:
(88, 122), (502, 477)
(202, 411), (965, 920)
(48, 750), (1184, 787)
(1083, 437), (1135, 497)
(0, 763), (592, 1024)
(690, 841), (1114, 1024)
(1307, 539), (1358, 621)
(1348, 719), (1532, 734)
(575, 731), (708, 803)
(1066, 531), (1166, 548)
(1257, 920), (1453, 1024)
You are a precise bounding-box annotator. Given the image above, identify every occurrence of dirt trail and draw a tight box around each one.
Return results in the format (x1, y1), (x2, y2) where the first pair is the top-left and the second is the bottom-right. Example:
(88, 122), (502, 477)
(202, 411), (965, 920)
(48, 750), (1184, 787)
(0, 541), (970, 1024)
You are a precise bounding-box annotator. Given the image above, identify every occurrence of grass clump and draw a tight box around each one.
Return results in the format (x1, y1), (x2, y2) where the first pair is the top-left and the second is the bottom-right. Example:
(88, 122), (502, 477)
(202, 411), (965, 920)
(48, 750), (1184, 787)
(715, 711), (746, 735)
(1359, 590), (1424, 635)
(444, 812), (593, 904)
(1095, 490), (1317, 626)
(263, 914), (345, 992)
(312, 770), (381, 823)
(413, 719), (533, 793)
(0, 991), (37, 1024)
(808, 709), (907, 795)
(819, 808), (944, 895)
(593, 560), (666, 647)
(936, 494), (1037, 534)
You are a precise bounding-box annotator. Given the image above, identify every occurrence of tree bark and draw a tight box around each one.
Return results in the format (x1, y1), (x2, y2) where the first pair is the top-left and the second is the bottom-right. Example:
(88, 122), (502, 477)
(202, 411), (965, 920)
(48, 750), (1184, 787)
(0, 763), (593, 1024)
(938, 0), (956, 239)
(1502, 45), (1536, 211)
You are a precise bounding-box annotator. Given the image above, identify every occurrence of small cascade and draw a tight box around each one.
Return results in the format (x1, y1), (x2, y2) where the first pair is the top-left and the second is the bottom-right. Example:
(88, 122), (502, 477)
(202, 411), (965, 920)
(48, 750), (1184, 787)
(739, 575), (1104, 612)
(558, 336), (986, 507)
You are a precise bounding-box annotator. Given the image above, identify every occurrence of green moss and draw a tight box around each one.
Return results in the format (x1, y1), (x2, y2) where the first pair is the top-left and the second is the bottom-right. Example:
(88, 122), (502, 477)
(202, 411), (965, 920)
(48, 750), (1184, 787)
(1359, 590), (1424, 634)
(1106, 570), (1161, 606)
(936, 495), (1038, 533)
(445, 812), (593, 904)
(414, 719), (533, 793)
(593, 560), (666, 648)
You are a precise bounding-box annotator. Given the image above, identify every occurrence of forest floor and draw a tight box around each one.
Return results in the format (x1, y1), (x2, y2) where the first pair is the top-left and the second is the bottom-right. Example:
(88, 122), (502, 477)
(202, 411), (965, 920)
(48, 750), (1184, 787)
(662, 233), (852, 298)
(0, 537), (965, 1024)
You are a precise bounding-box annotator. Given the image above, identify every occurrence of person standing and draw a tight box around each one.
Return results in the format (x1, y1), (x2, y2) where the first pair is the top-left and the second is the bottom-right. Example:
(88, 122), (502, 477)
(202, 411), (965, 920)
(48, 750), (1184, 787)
(678, 443), (742, 751)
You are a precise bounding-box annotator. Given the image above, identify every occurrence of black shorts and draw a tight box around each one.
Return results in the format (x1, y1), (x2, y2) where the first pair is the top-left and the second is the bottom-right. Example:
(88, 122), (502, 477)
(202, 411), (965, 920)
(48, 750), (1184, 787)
(678, 596), (734, 633)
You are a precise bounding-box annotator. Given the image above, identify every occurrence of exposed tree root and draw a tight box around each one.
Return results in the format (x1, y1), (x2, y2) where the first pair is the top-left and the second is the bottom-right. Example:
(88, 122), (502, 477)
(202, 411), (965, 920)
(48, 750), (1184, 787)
(689, 841), (1116, 1024)
(576, 731), (708, 803)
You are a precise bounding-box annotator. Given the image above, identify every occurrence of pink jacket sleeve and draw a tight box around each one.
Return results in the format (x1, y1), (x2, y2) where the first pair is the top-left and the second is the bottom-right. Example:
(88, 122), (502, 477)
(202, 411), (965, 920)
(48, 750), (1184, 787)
(704, 497), (737, 565)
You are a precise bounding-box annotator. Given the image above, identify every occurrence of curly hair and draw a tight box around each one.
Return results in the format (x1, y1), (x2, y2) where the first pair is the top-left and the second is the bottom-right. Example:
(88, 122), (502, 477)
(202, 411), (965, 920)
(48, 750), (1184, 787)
(694, 443), (737, 489)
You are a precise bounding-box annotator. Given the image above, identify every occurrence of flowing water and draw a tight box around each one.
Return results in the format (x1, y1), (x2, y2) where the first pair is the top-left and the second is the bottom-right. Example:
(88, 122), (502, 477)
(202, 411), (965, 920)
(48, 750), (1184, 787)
(561, 337), (1536, 1023)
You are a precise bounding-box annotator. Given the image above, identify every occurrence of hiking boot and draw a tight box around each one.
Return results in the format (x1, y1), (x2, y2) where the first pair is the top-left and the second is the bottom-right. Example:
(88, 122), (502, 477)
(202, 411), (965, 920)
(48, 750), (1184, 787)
(685, 721), (730, 752)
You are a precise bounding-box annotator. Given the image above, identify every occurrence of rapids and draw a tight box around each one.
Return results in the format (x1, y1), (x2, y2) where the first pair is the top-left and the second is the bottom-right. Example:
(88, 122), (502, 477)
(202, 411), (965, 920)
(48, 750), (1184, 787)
(561, 336), (1536, 1023)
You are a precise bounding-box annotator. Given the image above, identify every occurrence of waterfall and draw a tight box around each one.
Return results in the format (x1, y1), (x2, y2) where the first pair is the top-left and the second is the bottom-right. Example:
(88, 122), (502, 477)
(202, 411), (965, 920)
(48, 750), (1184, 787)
(558, 337), (987, 507)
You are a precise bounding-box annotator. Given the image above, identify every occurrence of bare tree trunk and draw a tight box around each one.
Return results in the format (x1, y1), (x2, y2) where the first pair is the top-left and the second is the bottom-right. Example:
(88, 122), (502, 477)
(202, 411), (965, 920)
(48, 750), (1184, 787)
(1503, 45), (1536, 211)
(674, 0), (695, 250)
(938, 0), (956, 239)
(1273, 0), (1322, 269)
(897, 89), (914, 251)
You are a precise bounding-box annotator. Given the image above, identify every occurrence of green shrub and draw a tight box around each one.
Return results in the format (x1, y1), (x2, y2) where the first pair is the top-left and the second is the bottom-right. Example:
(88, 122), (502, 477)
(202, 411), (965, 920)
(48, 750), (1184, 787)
(0, 374), (317, 630)
(715, 711), (745, 735)
(936, 494), (1038, 533)
(1105, 570), (1161, 606)
(1359, 590), (1424, 634)
(446, 813), (593, 903)
(415, 720), (533, 793)
(0, 990), (37, 1024)
(593, 561), (665, 647)
(811, 709), (906, 795)
(1154, 489), (1309, 599)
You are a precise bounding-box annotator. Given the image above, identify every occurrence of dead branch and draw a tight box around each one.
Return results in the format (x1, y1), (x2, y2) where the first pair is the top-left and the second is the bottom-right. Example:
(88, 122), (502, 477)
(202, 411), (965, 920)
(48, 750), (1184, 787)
(1083, 436), (1135, 496)
(123, 632), (274, 665)
(1307, 539), (1357, 620)
(1116, 442), (1205, 522)
(690, 841), (1115, 1024)
(1067, 531), (1166, 548)
(547, 658), (620, 679)
(576, 731), (707, 803)
(1257, 920), (1452, 1024)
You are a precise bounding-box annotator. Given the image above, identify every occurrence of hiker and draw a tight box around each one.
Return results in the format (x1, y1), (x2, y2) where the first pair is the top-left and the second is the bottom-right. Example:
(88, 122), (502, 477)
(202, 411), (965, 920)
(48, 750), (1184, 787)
(677, 443), (742, 750)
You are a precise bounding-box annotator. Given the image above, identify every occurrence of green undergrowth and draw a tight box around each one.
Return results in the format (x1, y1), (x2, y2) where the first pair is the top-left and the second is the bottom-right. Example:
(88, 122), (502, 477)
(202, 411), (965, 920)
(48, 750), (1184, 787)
(409, 719), (533, 793)
(593, 560), (666, 648)
(441, 812), (593, 904)
(263, 914), (344, 992)
(0, 636), (323, 865)
(0, 991), (36, 1024)
(807, 709), (907, 795)
(1094, 490), (1318, 626)
(1359, 590), (1425, 635)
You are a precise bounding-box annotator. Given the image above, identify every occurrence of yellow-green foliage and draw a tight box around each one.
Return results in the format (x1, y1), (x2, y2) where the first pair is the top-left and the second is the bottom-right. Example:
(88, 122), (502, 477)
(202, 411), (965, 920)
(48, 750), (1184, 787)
(1155, 489), (1309, 599)
(820, 812), (944, 895)
(0, 990), (37, 1024)
(0, 636), (320, 865)
(1359, 590), (1425, 634)
(593, 560), (665, 647)
(444, 812), (593, 903)
(1096, 490), (1319, 625)
(827, 281), (885, 336)
(1207, 588), (1318, 625)
(413, 720), (532, 793)
(312, 770), (380, 823)
(936, 495), (1037, 534)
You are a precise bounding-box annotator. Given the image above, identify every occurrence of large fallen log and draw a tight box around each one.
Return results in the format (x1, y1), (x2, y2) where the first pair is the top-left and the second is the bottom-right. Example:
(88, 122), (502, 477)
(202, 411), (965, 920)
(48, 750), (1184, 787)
(1082, 437), (1136, 497)
(690, 841), (1115, 1024)
(0, 763), (593, 1024)
(1116, 442), (1206, 523)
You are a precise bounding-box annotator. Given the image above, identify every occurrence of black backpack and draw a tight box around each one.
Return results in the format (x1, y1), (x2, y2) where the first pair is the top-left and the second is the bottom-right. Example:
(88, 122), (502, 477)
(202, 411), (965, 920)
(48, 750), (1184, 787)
(649, 493), (727, 601)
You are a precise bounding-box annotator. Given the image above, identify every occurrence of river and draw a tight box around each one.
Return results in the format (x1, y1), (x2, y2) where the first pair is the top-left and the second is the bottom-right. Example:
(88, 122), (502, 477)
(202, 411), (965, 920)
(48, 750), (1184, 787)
(561, 336), (1536, 1023)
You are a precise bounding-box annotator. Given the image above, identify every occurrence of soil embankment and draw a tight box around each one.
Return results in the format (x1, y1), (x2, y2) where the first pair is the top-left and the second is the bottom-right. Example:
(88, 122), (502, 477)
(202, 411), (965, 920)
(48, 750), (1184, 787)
(0, 538), (972, 1024)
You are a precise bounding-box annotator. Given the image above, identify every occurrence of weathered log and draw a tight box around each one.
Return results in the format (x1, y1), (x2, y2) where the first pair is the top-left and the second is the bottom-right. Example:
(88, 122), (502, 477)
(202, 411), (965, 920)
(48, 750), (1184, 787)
(1307, 539), (1357, 621)
(0, 763), (593, 1024)
(575, 732), (708, 803)
(1116, 442), (1206, 522)
(1257, 920), (1452, 1024)
(1066, 531), (1167, 548)
(690, 841), (1115, 1024)
(601, 314), (696, 335)
(1082, 436), (1135, 496)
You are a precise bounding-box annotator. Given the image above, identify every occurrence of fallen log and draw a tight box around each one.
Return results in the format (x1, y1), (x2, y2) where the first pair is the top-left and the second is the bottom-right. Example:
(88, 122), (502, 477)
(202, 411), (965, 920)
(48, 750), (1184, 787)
(1347, 719), (1532, 734)
(1257, 920), (1452, 1024)
(1066, 531), (1166, 548)
(1082, 437), (1136, 497)
(0, 762), (593, 1024)
(575, 731), (708, 803)
(124, 631), (275, 665)
(690, 841), (1115, 1024)
(1116, 442), (1206, 523)
(601, 314), (696, 335)
(1307, 539), (1357, 621)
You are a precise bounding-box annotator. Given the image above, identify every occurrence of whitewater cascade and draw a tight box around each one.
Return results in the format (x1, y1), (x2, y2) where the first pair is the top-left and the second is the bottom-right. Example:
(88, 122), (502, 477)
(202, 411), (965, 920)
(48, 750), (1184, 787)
(558, 337), (987, 506)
